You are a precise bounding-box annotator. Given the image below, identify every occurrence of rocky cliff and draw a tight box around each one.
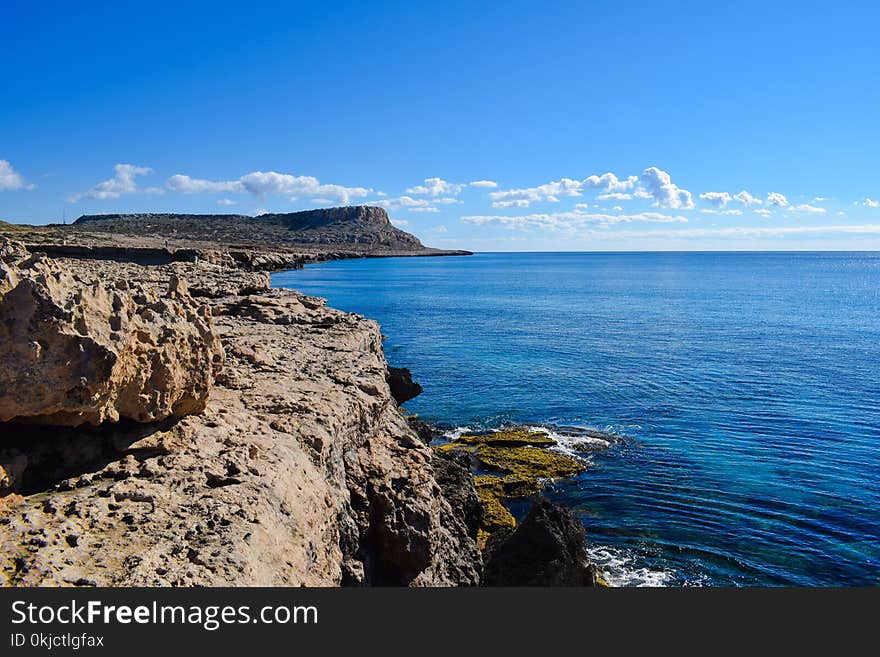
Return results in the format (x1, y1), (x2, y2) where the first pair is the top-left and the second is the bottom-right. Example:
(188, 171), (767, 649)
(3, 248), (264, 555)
(64, 206), (463, 255)
(0, 241), (480, 586)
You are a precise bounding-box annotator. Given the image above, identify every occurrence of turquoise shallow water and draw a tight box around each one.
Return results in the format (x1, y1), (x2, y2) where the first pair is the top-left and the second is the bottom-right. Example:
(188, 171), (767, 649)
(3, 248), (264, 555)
(273, 252), (880, 586)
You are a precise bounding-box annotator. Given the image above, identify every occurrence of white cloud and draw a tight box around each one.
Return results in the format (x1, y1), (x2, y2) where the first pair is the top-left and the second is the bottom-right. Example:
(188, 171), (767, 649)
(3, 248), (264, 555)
(310, 198), (334, 205)
(69, 164), (162, 202)
(612, 205), (624, 211)
(583, 173), (638, 193)
(487, 172), (638, 209)
(250, 208), (269, 216)
(788, 204), (826, 214)
(863, 198), (880, 208)
(371, 195), (456, 213)
(406, 177), (464, 196)
(217, 198), (236, 206)
(812, 196), (831, 203)
(0, 160), (33, 191)
(390, 218), (410, 226)
(733, 190), (762, 206)
(469, 180), (498, 188)
(166, 171), (370, 204)
(431, 225), (448, 233)
(489, 178), (584, 207)
(700, 208), (743, 215)
(461, 210), (688, 231)
(486, 169), (693, 209)
(766, 192), (789, 207)
(699, 191), (732, 207)
(639, 167), (695, 209)
(753, 208), (774, 217)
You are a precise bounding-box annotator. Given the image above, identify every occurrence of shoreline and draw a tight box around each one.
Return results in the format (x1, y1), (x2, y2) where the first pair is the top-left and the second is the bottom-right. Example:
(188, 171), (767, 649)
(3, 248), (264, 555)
(0, 239), (597, 587)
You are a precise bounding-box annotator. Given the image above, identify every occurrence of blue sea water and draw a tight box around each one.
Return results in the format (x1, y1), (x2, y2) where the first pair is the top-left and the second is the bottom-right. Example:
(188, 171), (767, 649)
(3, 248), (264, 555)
(273, 252), (880, 586)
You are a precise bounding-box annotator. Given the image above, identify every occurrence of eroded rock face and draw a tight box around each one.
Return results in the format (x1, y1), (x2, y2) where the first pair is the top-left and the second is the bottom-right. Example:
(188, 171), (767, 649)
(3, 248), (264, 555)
(0, 240), (224, 426)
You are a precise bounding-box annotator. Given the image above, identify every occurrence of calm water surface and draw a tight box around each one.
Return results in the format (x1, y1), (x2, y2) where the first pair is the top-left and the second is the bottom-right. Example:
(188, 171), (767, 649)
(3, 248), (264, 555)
(273, 252), (880, 586)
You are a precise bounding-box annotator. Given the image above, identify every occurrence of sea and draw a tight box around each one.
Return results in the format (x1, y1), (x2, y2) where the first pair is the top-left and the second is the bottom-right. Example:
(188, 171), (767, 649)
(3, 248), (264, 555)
(273, 252), (880, 586)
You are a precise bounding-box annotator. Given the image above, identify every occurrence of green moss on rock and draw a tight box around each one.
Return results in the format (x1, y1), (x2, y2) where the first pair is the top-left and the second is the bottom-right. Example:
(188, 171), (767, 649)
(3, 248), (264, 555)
(476, 446), (585, 481)
(456, 428), (557, 448)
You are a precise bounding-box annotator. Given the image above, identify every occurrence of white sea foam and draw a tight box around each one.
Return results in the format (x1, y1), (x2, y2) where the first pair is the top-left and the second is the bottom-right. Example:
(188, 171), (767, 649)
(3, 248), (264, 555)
(586, 545), (675, 587)
(525, 425), (613, 458)
(441, 426), (472, 440)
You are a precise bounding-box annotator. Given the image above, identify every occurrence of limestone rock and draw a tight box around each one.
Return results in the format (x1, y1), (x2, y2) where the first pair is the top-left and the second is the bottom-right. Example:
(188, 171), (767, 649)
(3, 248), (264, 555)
(0, 240), (224, 426)
(0, 248), (481, 586)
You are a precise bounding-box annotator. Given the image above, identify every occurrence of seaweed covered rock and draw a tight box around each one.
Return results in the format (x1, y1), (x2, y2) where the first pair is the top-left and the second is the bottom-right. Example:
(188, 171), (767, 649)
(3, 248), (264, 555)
(456, 427), (557, 447)
(0, 239), (224, 426)
(483, 498), (598, 587)
(476, 446), (585, 480)
(437, 427), (587, 544)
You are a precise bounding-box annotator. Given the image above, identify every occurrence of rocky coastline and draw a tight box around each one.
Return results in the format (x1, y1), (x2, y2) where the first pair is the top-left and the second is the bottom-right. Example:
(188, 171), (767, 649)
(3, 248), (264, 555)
(0, 234), (600, 587)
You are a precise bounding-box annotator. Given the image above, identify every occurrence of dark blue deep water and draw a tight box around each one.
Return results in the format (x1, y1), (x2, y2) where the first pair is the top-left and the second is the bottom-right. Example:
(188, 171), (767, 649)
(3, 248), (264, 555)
(273, 252), (880, 586)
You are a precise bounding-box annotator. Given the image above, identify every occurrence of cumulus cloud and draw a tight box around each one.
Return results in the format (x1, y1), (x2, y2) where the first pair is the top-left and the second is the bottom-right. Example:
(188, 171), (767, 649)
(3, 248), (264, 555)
(485, 169), (693, 209)
(863, 198), (880, 208)
(432, 225), (448, 233)
(468, 180), (498, 188)
(166, 170), (370, 205)
(390, 218), (410, 227)
(639, 167), (695, 209)
(733, 190), (762, 206)
(583, 173), (638, 193)
(69, 164), (161, 202)
(216, 198), (236, 206)
(487, 172), (638, 209)
(167, 175), (241, 194)
(0, 160), (33, 191)
(753, 208), (774, 217)
(699, 191), (732, 207)
(461, 210), (688, 231)
(489, 178), (588, 208)
(406, 177), (464, 196)
(766, 192), (789, 207)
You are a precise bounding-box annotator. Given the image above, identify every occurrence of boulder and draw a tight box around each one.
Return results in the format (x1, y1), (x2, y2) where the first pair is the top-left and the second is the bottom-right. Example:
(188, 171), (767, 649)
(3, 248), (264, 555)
(387, 366), (423, 404)
(482, 497), (598, 586)
(0, 240), (224, 426)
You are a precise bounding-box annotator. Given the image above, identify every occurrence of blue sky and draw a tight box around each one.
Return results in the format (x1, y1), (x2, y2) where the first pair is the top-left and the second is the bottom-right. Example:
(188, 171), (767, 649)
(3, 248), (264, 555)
(2, 0), (879, 250)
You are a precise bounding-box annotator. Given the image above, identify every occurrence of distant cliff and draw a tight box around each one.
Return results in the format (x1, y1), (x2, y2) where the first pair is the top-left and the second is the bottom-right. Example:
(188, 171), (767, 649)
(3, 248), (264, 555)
(70, 206), (451, 255)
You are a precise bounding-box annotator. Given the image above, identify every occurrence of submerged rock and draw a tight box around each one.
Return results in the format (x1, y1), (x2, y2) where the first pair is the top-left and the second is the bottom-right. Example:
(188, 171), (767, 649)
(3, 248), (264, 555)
(476, 445), (585, 480)
(456, 427), (557, 447)
(0, 240), (224, 426)
(437, 427), (587, 545)
(482, 498), (598, 587)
